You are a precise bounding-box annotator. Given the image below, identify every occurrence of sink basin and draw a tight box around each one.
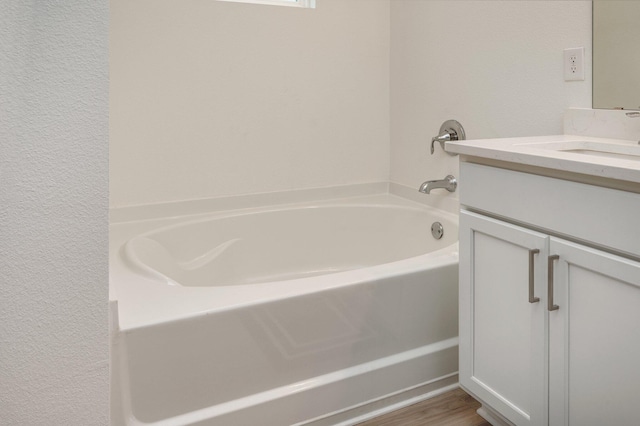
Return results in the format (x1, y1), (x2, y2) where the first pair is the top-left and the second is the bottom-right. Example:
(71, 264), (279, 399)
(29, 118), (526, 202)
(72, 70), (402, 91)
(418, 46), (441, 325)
(515, 140), (640, 162)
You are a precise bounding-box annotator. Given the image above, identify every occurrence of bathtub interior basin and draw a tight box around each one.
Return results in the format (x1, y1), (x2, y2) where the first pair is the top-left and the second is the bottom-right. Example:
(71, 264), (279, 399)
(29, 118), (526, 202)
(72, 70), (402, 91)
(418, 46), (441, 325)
(124, 203), (457, 287)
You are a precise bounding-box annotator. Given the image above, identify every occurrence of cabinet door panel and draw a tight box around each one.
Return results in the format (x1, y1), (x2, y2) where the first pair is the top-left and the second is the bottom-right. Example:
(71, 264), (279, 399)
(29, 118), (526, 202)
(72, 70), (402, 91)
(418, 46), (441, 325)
(460, 211), (547, 426)
(549, 238), (640, 426)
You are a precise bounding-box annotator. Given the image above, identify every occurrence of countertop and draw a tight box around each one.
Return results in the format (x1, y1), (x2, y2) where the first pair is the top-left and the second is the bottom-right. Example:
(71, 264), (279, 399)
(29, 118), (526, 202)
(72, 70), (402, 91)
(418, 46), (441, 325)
(446, 135), (640, 185)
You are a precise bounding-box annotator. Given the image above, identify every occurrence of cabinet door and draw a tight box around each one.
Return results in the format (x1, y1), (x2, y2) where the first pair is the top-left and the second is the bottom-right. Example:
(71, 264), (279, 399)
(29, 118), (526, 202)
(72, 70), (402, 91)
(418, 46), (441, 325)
(460, 211), (548, 426)
(548, 238), (640, 426)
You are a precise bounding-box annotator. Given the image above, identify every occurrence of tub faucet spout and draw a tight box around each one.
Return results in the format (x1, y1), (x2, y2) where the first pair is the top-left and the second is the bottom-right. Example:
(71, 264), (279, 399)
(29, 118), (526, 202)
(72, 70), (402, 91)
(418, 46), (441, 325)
(418, 175), (457, 194)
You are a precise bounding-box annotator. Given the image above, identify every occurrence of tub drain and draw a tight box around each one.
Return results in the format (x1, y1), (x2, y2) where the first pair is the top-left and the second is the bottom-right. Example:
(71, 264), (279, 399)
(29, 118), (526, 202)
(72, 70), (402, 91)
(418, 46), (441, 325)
(431, 222), (444, 240)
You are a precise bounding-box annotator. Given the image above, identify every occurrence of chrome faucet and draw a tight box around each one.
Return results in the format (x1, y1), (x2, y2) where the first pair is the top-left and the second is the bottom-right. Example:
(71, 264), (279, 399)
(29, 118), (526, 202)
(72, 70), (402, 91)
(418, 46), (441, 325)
(430, 120), (465, 155)
(418, 175), (457, 194)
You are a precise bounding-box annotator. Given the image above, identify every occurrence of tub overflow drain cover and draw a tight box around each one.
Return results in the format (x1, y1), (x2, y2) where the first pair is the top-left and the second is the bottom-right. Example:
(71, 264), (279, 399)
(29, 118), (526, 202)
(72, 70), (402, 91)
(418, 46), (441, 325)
(431, 222), (444, 240)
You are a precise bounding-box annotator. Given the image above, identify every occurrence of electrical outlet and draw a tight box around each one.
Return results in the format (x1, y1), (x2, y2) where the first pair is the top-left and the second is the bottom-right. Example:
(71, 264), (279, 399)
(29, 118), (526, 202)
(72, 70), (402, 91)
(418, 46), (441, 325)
(564, 47), (584, 81)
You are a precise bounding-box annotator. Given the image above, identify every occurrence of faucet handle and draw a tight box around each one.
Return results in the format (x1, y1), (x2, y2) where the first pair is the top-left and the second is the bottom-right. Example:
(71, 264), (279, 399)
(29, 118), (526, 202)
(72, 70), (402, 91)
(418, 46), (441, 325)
(431, 132), (452, 154)
(430, 120), (465, 155)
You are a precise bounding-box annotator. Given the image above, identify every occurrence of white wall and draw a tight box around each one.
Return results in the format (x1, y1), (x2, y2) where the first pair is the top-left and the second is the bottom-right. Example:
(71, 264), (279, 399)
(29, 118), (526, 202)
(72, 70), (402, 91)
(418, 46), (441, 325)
(390, 1), (592, 192)
(110, 0), (391, 208)
(0, 1), (109, 424)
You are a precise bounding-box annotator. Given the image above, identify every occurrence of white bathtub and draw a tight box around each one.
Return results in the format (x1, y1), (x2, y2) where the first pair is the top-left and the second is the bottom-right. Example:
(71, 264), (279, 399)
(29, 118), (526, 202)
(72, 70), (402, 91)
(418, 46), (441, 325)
(110, 194), (459, 426)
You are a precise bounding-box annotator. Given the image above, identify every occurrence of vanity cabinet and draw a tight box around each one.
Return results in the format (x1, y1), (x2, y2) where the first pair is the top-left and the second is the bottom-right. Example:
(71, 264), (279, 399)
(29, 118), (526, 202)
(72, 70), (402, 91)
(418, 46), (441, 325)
(460, 211), (547, 425)
(547, 238), (640, 426)
(458, 162), (640, 426)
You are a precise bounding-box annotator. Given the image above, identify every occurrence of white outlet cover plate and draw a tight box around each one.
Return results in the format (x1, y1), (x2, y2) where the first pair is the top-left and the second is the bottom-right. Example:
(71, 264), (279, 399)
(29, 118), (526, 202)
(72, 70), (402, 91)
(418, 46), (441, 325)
(564, 47), (585, 81)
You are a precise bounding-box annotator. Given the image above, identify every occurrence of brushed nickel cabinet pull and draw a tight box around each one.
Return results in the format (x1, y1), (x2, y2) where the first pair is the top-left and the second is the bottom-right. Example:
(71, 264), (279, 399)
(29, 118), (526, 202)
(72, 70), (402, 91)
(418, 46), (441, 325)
(529, 249), (540, 303)
(548, 255), (560, 311)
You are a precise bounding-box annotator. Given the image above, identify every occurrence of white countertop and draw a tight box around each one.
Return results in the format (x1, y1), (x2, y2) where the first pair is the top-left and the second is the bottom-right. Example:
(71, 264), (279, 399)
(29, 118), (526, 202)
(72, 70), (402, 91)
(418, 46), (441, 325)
(446, 135), (640, 185)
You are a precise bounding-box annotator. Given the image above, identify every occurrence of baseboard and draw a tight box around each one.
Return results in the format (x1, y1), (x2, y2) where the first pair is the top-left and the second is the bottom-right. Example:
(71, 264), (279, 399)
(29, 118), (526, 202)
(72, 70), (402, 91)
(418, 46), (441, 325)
(303, 375), (459, 426)
(477, 404), (516, 426)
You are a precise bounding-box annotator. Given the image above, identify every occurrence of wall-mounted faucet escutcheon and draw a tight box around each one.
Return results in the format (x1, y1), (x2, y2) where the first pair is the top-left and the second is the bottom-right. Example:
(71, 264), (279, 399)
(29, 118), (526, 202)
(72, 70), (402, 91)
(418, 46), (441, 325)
(431, 120), (465, 155)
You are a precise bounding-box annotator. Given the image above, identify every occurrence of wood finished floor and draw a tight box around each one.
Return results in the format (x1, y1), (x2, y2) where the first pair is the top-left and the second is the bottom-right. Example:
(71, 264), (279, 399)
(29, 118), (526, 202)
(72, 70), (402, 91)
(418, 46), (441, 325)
(357, 388), (491, 426)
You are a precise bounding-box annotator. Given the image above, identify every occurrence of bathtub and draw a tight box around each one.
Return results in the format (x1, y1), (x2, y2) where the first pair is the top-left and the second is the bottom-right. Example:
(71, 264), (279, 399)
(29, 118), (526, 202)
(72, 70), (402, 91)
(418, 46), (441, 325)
(110, 194), (459, 426)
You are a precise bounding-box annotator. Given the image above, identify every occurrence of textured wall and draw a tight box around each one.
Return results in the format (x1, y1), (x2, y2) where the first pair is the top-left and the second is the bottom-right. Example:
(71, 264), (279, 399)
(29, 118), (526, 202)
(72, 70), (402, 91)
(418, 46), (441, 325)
(390, 1), (592, 193)
(110, 0), (391, 208)
(0, 1), (109, 424)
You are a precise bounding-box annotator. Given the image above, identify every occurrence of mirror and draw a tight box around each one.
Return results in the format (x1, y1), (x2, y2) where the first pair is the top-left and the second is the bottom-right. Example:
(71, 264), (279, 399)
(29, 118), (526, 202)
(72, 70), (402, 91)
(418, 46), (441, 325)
(593, 1), (640, 110)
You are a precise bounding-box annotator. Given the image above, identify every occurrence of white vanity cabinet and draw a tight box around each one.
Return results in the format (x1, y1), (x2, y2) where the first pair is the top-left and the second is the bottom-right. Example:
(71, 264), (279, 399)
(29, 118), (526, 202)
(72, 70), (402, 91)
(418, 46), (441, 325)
(458, 162), (640, 426)
(547, 238), (640, 426)
(460, 210), (548, 426)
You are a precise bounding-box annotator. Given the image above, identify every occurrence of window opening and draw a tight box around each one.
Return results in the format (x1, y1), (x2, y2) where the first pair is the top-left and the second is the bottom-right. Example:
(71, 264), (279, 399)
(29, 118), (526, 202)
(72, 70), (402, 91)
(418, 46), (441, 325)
(216, 0), (315, 8)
